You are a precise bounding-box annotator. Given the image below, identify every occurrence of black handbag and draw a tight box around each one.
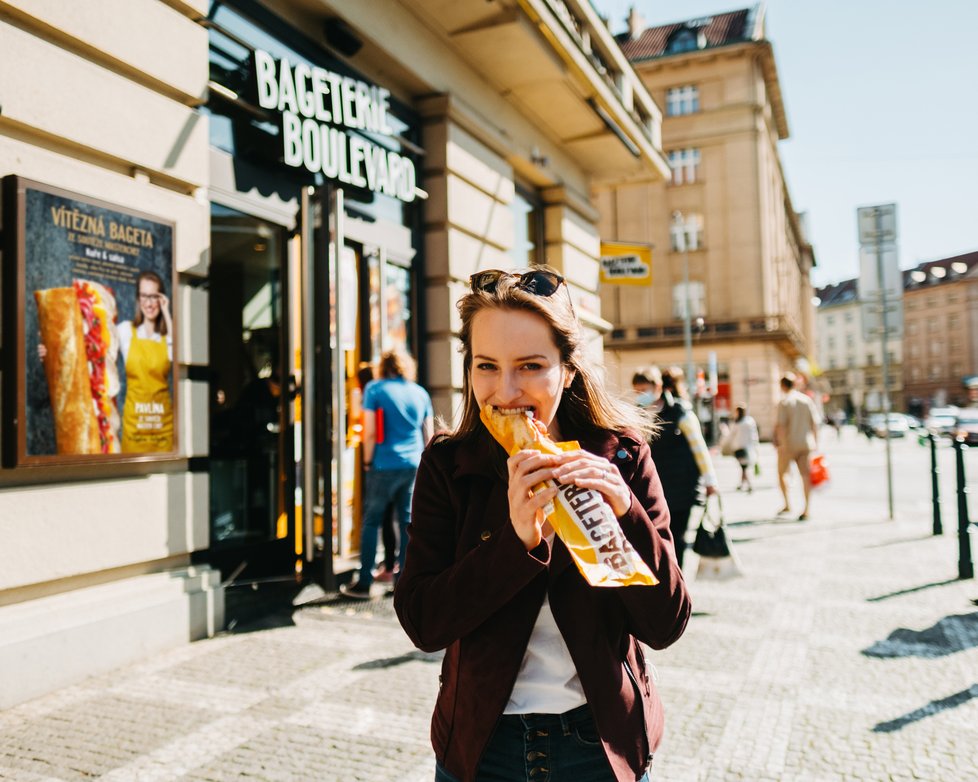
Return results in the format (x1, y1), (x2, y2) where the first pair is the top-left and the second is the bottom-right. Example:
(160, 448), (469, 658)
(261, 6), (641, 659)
(692, 495), (731, 558)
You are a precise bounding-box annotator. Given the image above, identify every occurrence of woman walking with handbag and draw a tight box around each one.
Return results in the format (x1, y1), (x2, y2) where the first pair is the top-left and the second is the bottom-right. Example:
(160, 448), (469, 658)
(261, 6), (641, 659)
(394, 267), (691, 782)
(643, 367), (718, 568)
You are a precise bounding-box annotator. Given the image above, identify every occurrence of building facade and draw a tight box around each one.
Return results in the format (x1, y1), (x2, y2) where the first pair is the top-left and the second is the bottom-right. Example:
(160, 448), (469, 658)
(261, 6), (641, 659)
(903, 252), (978, 412)
(594, 5), (815, 437)
(815, 279), (903, 419)
(0, 0), (668, 707)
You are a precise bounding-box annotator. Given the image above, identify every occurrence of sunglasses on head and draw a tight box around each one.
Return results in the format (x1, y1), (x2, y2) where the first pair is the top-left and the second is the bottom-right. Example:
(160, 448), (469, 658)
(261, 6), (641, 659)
(469, 268), (565, 297)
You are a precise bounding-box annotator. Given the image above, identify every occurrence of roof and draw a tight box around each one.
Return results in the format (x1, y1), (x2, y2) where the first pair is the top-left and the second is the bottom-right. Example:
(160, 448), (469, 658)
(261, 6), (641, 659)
(903, 250), (978, 291)
(616, 6), (762, 62)
(816, 250), (978, 306)
(816, 279), (858, 309)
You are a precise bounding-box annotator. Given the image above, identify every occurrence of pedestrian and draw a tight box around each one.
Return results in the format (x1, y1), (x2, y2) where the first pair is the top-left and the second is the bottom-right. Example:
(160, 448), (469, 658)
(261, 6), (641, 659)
(340, 348), (433, 599)
(728, 405), (759, 492)
(354, 362), (399, 583)
(394, 267), (691, 782)
(631, 367), (658, 408)
(773, 372), (820, 520)
(643, 366), (718, 568)
(831, 408), (845, 439)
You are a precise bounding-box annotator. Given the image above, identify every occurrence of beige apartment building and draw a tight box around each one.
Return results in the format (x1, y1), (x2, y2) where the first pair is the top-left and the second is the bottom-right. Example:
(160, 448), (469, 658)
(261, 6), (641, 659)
(814, 279), (903, 418)
(0, 0), (667, 706)
(903, 252), (978, 412)
(594, 5), (815, 437)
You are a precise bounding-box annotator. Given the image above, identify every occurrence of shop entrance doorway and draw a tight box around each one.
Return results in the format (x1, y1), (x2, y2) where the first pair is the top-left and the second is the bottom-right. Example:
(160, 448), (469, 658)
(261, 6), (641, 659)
(202, 204), (295, 583)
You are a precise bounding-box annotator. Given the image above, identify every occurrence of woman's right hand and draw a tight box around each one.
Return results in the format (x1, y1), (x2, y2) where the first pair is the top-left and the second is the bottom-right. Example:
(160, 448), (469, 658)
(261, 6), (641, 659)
(506, 450), (559, 551)
(37, 344), (47, 360)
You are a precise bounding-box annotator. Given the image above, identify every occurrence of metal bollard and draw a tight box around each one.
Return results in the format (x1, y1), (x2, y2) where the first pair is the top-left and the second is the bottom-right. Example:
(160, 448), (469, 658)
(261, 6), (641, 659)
(929, 432), (942, 535)
(953, 436), (974, 580)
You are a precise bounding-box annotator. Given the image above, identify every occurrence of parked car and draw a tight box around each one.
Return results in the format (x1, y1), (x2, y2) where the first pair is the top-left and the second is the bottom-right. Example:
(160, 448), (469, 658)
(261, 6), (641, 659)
(869, 413), (909, 438)
(925, 406), (960, 439)
(955, 409), (978, 446)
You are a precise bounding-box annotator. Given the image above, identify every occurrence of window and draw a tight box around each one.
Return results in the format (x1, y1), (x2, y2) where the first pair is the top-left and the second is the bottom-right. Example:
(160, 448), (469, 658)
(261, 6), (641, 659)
(666, 27), (701, 55)
(908, 322), (918, 336)
(847, 356), (855, 368)
(667, 148), (701, 185)
(827, 336), (836, 349)
(929, 365), (940, 380)
(826, 314), (835, 325)
(670, 213), (703, 251)
(666, 85), (699, 116)
(672, 281), (706, 319)
(511, 186), (543, 266)
(911, 367), (920, 381)
(844, 311), (853, 322)
(846, 334), (855, 347)
(829, 358), (837, 369)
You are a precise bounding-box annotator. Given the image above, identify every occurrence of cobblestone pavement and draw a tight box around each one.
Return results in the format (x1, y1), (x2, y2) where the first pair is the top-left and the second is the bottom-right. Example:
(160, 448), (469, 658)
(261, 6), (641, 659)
(1, 428), (977, 781)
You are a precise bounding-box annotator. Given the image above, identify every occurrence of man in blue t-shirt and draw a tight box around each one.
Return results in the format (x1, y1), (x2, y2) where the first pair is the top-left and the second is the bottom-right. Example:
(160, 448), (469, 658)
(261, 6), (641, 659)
(341, 348), (433, 599)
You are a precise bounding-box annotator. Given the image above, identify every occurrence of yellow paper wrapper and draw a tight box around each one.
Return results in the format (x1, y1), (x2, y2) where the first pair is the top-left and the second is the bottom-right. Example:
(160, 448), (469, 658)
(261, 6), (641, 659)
(480, 405), (657, 588)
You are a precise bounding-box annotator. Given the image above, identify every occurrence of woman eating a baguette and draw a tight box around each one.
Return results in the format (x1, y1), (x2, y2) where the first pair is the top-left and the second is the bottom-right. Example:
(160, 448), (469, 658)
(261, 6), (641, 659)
(394, 266), (691, 782)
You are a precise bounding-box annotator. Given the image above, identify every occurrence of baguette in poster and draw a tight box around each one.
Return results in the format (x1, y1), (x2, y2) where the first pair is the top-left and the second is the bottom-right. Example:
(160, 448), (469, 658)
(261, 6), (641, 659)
(34, 287), (102, 454)
(73, 279), (122, 453)
(480, 405), (658, 588)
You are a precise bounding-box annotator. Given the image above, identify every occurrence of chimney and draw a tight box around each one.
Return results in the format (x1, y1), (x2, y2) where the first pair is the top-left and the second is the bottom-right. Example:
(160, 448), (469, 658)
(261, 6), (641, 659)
(627, 6), (645, 40)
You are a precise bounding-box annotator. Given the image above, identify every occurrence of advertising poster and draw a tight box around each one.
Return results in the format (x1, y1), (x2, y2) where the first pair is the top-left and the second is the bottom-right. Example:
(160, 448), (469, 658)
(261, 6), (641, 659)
(3, 177), (178, 467)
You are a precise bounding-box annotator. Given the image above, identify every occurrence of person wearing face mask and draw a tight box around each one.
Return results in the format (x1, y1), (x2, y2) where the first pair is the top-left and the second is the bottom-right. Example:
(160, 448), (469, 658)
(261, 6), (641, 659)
(642, 366), (718, 568)
(394, 268), (691, 782)
(632, 368), (658, 409)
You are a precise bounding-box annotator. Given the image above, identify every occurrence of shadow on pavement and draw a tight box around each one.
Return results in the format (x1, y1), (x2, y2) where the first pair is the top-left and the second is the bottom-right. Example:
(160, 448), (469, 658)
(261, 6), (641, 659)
(223, 579), (304, 634)
(863, 534), (935, 549)
(353, 650), (443, 670)
(862, 612), (978, 658)
(866, 578), (960, 603)
(872, 684), (978, 733)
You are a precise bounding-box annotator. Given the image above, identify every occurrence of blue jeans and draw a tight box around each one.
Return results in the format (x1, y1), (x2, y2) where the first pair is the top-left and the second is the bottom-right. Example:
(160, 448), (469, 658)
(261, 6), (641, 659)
(434, 704), (652, 782)
(357, 468), (416, 588)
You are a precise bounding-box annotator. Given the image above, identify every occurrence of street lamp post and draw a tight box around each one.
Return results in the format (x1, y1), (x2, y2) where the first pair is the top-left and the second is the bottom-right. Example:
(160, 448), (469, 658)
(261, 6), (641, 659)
(672, 211), (695, 390)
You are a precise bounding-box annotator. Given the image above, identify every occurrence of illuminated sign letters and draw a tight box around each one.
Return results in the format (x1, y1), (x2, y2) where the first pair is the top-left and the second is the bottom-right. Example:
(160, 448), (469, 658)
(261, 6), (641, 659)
(253, 50), (417, 203)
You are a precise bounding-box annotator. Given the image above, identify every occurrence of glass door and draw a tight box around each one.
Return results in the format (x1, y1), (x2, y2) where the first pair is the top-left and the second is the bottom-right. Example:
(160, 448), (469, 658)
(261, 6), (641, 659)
(203, 204), (294, 582)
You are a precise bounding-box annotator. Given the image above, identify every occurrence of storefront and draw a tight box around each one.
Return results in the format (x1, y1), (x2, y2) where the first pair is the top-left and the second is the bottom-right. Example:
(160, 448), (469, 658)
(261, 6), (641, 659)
(198, 1), (424, 590)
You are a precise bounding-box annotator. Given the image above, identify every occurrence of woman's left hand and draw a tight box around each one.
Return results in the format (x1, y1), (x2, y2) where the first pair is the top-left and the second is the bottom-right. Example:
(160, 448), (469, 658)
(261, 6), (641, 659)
(551, 451), (632, 518)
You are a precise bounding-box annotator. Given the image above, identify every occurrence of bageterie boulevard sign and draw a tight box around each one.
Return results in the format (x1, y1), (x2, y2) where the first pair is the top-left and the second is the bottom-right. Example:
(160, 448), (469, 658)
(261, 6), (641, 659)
(252, 50), (417, 203)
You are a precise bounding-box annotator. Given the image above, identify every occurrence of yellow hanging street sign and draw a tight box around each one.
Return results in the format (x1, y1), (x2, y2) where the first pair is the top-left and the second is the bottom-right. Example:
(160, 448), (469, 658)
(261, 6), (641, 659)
(599, 242), (652, 286)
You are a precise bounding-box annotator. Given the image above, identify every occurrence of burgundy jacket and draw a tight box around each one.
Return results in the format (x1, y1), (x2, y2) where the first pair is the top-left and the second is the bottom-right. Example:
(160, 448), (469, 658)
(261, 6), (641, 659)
(394, 427), (691, 782)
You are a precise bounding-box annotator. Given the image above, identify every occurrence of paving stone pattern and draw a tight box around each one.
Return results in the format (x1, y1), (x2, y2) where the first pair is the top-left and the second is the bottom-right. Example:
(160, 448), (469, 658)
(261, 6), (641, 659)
(1, 430), (976, 781)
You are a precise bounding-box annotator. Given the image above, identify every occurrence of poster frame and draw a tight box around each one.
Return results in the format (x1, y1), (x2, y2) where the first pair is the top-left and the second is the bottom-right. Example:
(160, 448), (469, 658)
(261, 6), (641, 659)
(2, 175), (181, 473)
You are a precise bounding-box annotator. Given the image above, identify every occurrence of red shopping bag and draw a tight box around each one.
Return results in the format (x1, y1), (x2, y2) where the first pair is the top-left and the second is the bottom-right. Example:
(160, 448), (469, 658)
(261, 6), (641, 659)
(810, 453), (830, 488)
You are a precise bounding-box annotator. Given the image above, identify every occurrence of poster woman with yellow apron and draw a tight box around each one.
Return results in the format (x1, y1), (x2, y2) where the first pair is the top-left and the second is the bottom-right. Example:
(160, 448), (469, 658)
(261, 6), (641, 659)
(119, 271), (173, 452)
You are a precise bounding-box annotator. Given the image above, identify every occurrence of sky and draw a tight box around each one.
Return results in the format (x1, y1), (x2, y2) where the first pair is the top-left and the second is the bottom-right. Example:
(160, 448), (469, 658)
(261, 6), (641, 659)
(591, 0), (978, 288)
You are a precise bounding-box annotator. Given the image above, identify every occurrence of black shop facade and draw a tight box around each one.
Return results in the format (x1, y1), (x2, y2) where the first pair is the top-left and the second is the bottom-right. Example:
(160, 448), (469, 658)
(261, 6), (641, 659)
(197, 0), (424, 590)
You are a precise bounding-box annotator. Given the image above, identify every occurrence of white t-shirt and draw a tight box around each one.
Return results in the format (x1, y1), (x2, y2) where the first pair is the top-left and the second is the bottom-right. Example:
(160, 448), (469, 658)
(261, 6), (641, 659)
(504, 537), (587, 714)
(118, 320), (173, 362)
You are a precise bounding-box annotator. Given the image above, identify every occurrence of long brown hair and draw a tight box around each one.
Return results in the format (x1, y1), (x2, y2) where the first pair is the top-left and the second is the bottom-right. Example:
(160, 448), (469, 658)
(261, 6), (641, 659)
(446, 270), (656, 443)
(134, 270), (168, 337)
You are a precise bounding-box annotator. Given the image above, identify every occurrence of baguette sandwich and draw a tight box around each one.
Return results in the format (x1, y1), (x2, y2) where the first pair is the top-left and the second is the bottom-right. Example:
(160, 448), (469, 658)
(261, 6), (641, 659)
(480, 405), (657, 587)
(34, 280), (121, 455)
